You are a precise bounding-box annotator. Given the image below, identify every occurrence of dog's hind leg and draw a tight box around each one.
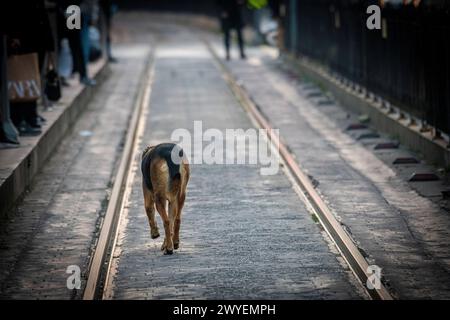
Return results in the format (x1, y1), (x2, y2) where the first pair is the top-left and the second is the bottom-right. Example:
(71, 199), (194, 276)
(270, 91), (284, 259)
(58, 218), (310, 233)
(168, 200), (178, 250)
(155, 195), (173, 255)
(143, 183), (160, 239)
(173, 192), (185, 250)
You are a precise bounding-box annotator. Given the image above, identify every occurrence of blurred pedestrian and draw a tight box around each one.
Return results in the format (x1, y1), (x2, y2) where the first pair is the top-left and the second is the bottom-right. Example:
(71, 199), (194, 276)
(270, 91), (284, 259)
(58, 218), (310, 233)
(100, 0), (117, 62)
(57, 0), (96, 86)
(6, 0), (55, 136)
(217, 0), (246, 60)
(0, 35), (19, 144)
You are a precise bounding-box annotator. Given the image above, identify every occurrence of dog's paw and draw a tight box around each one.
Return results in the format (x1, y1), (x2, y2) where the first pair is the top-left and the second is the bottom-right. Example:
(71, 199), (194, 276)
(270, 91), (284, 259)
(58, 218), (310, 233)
(164, 249), (173, 255)
(160, 240), (167, 251)
(161, 240), (174, 254)
(151, 229), (160, 239)
(173, 242), (179, 250)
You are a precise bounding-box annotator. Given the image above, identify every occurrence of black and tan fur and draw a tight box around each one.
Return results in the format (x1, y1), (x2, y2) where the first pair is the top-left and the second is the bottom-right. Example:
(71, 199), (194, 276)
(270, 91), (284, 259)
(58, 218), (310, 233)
(141, 143), (190, 255)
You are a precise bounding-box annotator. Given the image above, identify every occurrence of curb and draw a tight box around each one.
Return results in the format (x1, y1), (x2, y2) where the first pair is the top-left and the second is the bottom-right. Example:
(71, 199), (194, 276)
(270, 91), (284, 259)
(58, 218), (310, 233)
(0, 60), (110, 220)
(282, 53), (450, 169)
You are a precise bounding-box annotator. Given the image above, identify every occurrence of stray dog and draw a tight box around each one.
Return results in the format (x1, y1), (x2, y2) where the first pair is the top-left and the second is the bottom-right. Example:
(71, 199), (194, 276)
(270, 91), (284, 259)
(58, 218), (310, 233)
(141, 143), (190, 255)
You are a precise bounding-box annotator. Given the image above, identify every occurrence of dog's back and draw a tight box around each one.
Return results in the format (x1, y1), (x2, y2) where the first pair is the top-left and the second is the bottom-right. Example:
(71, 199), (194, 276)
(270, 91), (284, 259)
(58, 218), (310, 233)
(141, 143), (189, 201)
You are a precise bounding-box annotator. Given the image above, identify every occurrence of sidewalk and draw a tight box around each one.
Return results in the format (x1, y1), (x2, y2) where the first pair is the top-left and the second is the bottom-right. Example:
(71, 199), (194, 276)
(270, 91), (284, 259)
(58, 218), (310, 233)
(0, 58), (108, 219)
(207, 39), (450, 298)
(0, 42), (152, 299)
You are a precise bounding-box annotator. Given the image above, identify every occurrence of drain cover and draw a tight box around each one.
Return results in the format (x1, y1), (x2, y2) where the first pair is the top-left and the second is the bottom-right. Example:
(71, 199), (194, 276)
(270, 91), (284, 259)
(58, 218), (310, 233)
(346, 123), (368, 130)
(393, 157), (419, 164)
(374, 142), (399, 150)
(409, 173), (440, 182)
(306, 91), (323, 98)
(317, 99), (334, 106)
(357, 132), (380, 140)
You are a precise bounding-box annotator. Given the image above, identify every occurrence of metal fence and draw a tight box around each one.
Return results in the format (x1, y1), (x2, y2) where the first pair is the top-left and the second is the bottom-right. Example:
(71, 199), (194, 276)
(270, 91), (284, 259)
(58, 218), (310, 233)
(283, 0), (450, 135)
(118, 0), (218, 15)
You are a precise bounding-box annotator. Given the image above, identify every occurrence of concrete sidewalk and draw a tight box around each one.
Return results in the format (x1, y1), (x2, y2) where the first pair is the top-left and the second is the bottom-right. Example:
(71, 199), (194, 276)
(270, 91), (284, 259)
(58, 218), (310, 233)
(207, 39), (450, 299)
(0, 58), (108, 219)
(0, 38), (152, 298)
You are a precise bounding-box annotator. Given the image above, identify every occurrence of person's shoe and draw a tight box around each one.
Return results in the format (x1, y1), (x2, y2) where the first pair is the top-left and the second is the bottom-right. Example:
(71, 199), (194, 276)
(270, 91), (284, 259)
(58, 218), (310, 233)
(61, 77), (70, 87)
(240, 52), (247, 60)
(38, 115), (47, 124)
(20, 128), (41, 136)
(108, 56), (118, 63)
(18, 121), (41, 136)
(27, 117), (42, 129)
(81, 77), (96, 86)
(0, 140), (20, 147)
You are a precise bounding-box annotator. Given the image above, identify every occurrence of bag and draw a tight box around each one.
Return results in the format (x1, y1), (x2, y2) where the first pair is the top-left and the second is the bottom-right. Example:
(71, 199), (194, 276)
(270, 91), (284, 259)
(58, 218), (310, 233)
(45, 69), (61, 101)
(45, 53), (62, 102)
(7, 53), (41, 102)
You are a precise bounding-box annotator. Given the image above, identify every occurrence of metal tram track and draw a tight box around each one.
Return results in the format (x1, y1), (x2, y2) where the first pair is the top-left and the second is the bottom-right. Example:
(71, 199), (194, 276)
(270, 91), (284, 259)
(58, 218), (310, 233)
(83, 49), (156, 300)
(83, 38), (393, 300)
(205, 41), (393, 300)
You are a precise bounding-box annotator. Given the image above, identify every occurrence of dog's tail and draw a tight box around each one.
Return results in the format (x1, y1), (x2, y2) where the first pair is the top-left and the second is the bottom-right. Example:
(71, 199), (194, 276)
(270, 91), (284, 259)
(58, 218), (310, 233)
(141, 143), (184, 192)
(158, 144), (182, 182)
(164, 145), (184, 194)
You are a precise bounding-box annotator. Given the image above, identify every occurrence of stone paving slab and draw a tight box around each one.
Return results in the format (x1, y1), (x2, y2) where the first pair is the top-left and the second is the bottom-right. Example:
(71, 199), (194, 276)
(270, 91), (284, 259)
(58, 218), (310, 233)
(0, 58), (107, 219)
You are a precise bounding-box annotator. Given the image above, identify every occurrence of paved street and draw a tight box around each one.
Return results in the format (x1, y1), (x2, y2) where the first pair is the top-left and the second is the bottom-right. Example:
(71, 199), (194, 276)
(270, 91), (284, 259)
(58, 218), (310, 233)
(1, 12), (450, 300)
(105, 18), (363, 299)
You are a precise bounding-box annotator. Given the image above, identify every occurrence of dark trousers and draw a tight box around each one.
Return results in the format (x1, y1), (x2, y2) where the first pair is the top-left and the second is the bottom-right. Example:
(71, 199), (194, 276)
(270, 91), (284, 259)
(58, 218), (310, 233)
(66, 30), (87, 79)
(223, 26), (244, 57)
(10, 101), (38, 127)
(104, 9), (113, 58)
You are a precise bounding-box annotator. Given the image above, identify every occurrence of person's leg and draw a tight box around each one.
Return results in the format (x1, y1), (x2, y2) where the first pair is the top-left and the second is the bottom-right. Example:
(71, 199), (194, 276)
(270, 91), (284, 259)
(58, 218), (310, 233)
(25, 101), (40, 128)
(59, 38), (72, 86)
(236, 27), (246, 59)
(81, 12), (91, 65)
(9, 102), (22, 128)
(0, 35), (19, 144)
(77, 37), (88, 82)
(67, 31), (82, 77)
(67, 30), (94, 85)
(78, 34), (95, 85)
(223, 24), (231, 60)
(104, 9), (116, 62)
(13, 102), (41, 136)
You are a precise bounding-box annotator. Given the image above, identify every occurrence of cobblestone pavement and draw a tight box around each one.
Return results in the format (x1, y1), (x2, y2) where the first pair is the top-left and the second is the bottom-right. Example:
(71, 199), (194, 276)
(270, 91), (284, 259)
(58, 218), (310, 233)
(206, 41), (450, 299)
(0, 33), (152, 298)
(8, 12), (449, 301)
(105, 19), (365, 300)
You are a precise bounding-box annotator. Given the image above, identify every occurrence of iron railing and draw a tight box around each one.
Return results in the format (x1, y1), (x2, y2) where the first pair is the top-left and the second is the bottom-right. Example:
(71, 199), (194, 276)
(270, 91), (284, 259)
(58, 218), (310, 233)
(283, 0), (450, 135)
